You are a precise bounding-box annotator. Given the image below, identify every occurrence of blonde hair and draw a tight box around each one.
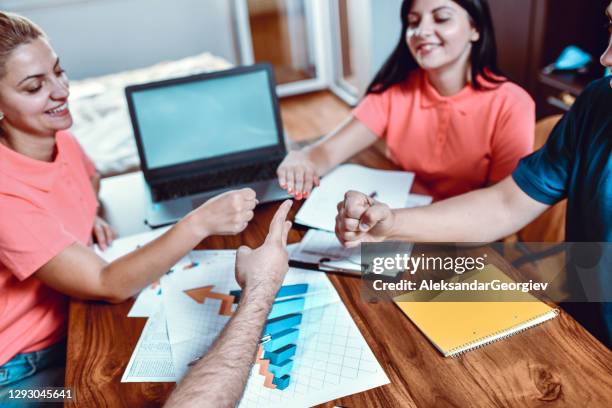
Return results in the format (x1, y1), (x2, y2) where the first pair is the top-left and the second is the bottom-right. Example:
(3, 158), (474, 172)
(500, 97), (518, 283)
(0, 12), (45, 79)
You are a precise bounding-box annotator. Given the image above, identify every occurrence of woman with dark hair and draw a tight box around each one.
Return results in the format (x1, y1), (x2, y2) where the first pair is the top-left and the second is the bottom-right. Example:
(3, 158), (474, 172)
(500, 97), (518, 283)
(277, 0), (535, 202)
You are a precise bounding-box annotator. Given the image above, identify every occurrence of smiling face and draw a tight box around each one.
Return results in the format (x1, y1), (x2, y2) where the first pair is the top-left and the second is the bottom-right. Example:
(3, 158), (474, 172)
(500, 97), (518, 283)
(0, 37), (71, 139)
(601, 2), (612, 88)
(406, 0), (479, 72)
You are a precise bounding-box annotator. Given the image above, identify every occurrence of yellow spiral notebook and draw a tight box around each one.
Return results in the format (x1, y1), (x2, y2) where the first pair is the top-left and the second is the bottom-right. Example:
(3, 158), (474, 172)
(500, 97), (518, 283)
(393, 264), (558, 357)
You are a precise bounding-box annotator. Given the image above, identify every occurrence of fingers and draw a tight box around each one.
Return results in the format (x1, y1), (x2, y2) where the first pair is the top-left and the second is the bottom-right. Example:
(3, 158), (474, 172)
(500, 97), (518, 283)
(237, 245), (252, 257)
(103, 222), (117, 244)
(233, 188), (257, 212)
(343, 190), (371, 219)
(217, 190), (257, 233)
(359, 203), (389, 231)
(281, 168), (318, 200)
(238, 187), (257, 201)
(294, 168), (318, 200)
(243, 210), (255, 223)
(335, 220), (364, 247)
(94, 223), (109, 250)
(281, 220), (292, 247)
(277, 166), (288, 189)
(294, 171), (304, 200)
(342, 217), (360, 232)
(244, 198), (257, 211)
(286, 169), (296, 196)
(335, 191), (379, 248)
(342, 239), (361, 249)
(233, 209), (255, 233)
(300, 169), (315, 200)
(266, 200), (293, 244)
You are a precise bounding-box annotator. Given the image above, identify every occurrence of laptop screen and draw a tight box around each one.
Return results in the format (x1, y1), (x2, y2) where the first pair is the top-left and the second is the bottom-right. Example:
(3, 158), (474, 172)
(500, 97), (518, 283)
(130, 69), (279, 170)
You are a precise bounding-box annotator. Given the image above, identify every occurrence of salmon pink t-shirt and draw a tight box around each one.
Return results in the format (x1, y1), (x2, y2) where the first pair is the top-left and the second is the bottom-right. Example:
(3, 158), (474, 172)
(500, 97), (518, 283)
(353, 70), (535, 200)
(0, 131), (98, 365)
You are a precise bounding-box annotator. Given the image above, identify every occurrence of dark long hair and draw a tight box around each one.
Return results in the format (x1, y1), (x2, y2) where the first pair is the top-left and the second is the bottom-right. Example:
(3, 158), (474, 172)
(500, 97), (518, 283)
(366, 0), (504, 94)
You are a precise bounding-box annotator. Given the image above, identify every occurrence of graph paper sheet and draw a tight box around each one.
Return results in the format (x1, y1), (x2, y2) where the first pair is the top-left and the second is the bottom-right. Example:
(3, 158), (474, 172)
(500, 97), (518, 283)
(160, 250), (390, 407)
(119, 249), (214, 383)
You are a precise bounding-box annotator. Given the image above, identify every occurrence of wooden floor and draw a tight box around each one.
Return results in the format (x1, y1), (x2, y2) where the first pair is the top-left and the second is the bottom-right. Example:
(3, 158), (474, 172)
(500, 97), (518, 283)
(279, 90), (352, 143)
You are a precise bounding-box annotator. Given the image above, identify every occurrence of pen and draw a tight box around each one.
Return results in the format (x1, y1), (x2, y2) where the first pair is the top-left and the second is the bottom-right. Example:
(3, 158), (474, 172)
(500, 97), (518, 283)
(188, 335), (271, 367)
(369, 191), (378, 199)
(289, 259), (362, 276)
(288, 259), (335, 272)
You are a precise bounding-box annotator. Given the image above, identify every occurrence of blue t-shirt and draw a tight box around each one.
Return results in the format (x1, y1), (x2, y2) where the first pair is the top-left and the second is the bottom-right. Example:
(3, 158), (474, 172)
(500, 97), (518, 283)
(512, 77), (611, 348)
(513, 77), (611, 241)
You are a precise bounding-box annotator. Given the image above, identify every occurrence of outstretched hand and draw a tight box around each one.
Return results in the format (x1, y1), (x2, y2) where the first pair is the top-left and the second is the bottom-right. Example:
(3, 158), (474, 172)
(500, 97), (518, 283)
(235, 199), (293, 291)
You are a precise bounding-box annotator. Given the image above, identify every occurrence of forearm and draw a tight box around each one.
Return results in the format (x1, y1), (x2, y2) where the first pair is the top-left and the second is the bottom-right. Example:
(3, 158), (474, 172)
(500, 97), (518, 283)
(100, 215), (203, 301)
(388, 178), (548, 242)
(165, 284), (278, 408)
(305, 137), (344, 176)
(306, 117), (377, 175)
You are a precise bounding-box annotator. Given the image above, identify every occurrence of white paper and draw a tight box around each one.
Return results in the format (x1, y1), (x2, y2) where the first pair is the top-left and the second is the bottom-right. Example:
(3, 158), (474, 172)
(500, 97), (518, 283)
(160, 250), (390, 407)
(298, 229), (360, 264)
(121, 308), (176, 382)
(290, 230), (361, 274)
(94, 226), (171, 262)
(94, 226), (193, 317)
(295, 164), (415, 231)
(128, 284), (163, 318)
(405, 193), (433, 208)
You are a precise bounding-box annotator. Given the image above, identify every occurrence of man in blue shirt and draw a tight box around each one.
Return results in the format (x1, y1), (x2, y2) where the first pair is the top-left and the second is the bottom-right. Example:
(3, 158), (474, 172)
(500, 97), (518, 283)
(513, 79), (611, 243)
(334, 2), (612, 347)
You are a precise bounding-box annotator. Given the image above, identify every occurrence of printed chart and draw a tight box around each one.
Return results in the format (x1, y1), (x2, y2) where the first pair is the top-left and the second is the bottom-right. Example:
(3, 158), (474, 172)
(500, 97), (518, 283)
(160, 251), (389, 407)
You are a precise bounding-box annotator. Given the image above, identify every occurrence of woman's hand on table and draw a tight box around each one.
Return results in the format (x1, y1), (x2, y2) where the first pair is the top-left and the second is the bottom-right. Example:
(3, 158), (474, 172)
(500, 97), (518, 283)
(92, 216), (117, 251)
(277, 150), (320, 200)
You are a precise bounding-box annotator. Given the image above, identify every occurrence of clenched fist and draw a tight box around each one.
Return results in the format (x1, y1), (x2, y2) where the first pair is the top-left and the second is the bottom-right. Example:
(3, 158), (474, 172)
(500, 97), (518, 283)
(335, 190), (395, 247)
(188, 188), (258, 237)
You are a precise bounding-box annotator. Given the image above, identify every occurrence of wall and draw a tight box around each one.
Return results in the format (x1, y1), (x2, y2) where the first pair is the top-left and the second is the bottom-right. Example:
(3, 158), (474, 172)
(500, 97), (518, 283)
(337, 0), (402, 96)
(5, 0), (238, 79)
(369, 0), (403, 77)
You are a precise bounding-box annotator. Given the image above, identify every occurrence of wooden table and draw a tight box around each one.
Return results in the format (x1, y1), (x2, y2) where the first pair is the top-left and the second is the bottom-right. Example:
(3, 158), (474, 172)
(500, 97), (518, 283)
(66, 148), (612, 407)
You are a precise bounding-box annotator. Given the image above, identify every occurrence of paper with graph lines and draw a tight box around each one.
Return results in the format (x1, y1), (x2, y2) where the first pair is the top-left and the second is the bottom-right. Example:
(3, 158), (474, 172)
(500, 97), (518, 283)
(161, 250), (389, 407)
(122, 249), (389, 406)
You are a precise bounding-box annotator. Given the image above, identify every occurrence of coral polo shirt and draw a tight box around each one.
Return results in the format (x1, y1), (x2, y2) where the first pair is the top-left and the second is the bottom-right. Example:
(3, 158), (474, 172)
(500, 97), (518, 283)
(353, 70), (535, 200)
(0, 131), (98, 365)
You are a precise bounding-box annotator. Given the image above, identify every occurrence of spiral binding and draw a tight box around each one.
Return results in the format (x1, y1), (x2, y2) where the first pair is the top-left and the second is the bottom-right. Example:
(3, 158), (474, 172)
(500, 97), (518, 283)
(448, 308), (560, 357)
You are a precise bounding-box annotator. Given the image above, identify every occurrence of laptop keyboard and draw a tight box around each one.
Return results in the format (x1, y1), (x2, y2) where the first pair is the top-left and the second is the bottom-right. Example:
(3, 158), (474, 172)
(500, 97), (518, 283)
(152, 160), (281, 202)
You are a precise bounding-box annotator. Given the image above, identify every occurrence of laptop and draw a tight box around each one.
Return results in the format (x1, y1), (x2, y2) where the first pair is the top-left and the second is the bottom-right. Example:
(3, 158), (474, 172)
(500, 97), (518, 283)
(125, 63), (290, 228)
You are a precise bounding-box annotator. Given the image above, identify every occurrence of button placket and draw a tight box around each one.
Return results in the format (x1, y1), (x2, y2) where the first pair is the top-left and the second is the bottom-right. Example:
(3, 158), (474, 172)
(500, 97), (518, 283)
(435, 103), (451, 155)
